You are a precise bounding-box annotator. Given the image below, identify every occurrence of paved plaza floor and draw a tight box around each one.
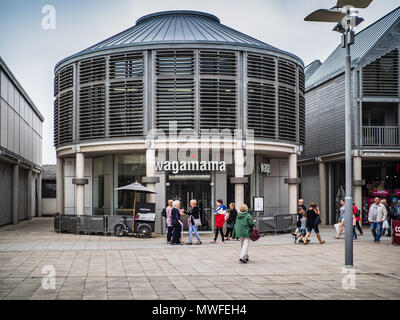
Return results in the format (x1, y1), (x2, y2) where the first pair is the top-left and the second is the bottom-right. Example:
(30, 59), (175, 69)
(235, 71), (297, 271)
(0, 218), (399, 300)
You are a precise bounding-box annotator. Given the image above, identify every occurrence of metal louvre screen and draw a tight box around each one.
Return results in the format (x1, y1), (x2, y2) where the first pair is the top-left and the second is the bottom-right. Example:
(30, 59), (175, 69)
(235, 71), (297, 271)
(79, 85), (106, 140)
(278, 86), (297, 141)
(156, 50), (194, 75)
(363, 49), (399, 97)
(53, 98), (59, 146)
(79, 57), (106, 84)
(199, 79), (237, 131)
(156, 79), (195, 132)
(299, 95), (305, 145)
(247, 82), (276, 139)
(55, 91), (73, 145)
(247, 54), (275, 81)
(299, 67), (305, 94)
(109, 53), (144, 79)
(109, 80), (144, 137)
(199, 51), (237, 76)
(155, 50), (195, 133)
(58, 66), (74, 93)
(278, 59), (297, 86)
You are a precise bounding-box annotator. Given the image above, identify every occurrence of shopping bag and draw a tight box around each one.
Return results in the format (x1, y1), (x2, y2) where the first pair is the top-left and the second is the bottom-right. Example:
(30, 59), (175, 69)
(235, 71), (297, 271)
(334, 223), (340, 234)
(382, 220), (389, 229)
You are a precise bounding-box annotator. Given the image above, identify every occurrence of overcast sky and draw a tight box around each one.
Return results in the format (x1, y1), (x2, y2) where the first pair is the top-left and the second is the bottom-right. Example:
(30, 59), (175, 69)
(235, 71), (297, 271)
(0, 0), (398, 164)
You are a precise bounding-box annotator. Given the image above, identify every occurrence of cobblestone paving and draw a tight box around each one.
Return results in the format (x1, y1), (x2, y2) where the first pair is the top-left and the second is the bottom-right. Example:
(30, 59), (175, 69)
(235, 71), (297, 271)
(0, 218), (399, 300)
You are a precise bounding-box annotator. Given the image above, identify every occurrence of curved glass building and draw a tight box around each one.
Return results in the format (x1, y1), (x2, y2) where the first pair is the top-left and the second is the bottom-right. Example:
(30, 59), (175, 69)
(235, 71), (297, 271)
(54, 11), (304, 233)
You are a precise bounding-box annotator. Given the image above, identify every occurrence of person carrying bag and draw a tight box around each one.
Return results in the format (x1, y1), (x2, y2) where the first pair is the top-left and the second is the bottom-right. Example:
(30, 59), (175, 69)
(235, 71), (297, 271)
(232, 204), (256, 264)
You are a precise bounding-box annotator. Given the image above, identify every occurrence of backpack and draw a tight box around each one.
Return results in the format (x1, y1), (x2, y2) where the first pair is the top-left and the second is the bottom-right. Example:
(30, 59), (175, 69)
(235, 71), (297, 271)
(161, 208), (166, 218)
(355, 210), (361, 218)
(250, 227), (260, 241)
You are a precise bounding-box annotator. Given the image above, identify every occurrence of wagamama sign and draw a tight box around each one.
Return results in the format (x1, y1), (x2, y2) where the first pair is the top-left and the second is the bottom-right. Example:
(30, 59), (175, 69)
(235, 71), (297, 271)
(156, 161), (226, 174)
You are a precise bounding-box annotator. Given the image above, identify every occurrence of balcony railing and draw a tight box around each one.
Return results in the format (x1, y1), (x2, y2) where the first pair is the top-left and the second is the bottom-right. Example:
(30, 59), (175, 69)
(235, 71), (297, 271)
(362, 126), (399, 146)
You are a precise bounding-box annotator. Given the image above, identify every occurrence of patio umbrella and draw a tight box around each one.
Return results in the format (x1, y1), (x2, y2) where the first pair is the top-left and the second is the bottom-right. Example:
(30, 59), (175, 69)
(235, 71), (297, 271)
(114, 182), (157, 234)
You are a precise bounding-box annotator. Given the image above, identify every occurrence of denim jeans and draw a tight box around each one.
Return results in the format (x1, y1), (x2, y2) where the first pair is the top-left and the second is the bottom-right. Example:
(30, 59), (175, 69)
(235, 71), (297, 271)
(370, 222), (382, 241)
(352, 226), (357, 240)
(189, 224), (201, 243)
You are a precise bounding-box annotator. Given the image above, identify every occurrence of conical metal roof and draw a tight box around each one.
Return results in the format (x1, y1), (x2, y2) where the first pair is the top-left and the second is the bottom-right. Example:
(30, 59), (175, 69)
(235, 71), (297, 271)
(56, 11), (302, 69)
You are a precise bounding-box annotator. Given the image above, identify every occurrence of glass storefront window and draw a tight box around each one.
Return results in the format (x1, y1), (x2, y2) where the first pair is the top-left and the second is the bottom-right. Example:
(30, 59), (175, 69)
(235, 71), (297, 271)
(113, 154), (146, 215)
(93, 156), (113, 215)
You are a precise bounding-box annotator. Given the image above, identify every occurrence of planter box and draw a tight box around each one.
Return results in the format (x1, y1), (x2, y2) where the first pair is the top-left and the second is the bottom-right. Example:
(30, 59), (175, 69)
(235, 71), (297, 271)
(79, 215), (105, 234)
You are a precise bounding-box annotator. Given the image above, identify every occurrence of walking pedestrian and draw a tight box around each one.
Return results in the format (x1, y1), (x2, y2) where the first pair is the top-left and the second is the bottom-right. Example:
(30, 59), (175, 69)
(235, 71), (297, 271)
(165, 200), (174, 244)
(336, 199), (346, 239)
(353, 201), (363, 236)
(171, 200), (183, 245)
(352, 212), (357, 240)
(211, 199), (227, 244)
(368, 197), (387, 243)
(303, 202), (326, 245)
(186, 200), (202, 245)
(298, 199), (307, 212)
(295, 208), (307, 243)
(232, 204), (256, 263)
(225, 203), (237, 241)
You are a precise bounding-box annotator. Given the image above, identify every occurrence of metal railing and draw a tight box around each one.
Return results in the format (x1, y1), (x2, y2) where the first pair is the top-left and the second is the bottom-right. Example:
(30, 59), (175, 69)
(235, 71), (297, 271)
(362, 126), (399, 146)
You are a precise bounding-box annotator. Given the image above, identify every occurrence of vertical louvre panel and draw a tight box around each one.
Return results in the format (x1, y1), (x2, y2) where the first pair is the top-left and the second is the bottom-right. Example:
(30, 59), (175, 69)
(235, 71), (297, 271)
(53, 98), (59, 146)
(247, 82), (276, 139)
(59, 66), (74, 92)
(200, 51), (236, 76)
(298, 68), (305, 94)
(79, 58), (106, 84)
(363, 49), (399, 96)
(247, 54), (275, 81)
(109, 81), (144, 137)
(156, 51), (194, 75)
(109, 53), (144, 79)
(58, 92), (73, 145)
(299, 95), (305, 145)
(156, 79), (194, 132)
(278, 59), (296, 86)
(278, 86), (297, 141)
(79, 85), (106, 140)
(54, 73), (59, 97)
(199, 79), (237, 131)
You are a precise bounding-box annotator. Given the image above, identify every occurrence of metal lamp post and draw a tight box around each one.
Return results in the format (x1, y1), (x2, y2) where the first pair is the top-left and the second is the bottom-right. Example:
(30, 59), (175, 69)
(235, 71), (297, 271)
(305, 0), (373, 268)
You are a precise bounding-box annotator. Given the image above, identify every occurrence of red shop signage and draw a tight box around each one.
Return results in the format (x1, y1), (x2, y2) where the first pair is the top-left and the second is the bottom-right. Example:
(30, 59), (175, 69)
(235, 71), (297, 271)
(394, 190), (400, 196)
(393, 220), (400, 245)
(371, 190), (390, 197)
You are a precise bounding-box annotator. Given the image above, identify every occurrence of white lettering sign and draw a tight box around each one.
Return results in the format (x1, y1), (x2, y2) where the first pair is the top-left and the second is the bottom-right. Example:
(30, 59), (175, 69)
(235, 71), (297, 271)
(156, 161), (226, 174)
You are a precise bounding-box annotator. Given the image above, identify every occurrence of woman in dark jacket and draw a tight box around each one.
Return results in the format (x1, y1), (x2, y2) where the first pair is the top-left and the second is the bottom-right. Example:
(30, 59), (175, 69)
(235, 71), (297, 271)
(303, 202), (326, 245)
(186, 200), (202, 245)
(225, 203), (238, 240)
(171, 200), (183, 245)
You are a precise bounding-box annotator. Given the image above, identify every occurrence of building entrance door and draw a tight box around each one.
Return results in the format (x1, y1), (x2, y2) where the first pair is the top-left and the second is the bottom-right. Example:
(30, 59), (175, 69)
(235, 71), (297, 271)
(167, 176), (212, 232)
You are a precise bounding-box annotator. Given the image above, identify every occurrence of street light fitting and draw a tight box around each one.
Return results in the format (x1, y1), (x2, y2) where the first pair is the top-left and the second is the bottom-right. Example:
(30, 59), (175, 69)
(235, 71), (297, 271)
(304, 9), (345, 22)
(335, 0), (373, 9)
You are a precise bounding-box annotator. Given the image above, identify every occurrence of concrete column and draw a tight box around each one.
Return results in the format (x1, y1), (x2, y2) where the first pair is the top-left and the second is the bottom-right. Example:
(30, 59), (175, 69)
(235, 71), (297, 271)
(27, 170), (33, 220)
(146, 148), (156, 203)
(12, 165), (19, 225)
(56, 158), (64, 214)
(353, 157), (362, 211)
(319, 162), (327, 225)
(288, 153), (298, 215)
(235, 149), (245, 208)
(37, 173), (42, 218)
(75, 152), (85, 216)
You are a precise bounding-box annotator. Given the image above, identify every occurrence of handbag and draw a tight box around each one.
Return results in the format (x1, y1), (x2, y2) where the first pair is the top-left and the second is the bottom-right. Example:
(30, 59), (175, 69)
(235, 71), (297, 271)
(193, 217), (202, 227)
(334, 223), (340, 234)
(250, 227), (260, 241)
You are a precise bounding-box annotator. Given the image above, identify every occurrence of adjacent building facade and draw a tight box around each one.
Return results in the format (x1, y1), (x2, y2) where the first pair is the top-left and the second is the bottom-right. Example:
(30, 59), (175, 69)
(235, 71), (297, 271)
(300, 7), (400, 225)
(54, 11), (305, 233)
(0, 57), (44, 226)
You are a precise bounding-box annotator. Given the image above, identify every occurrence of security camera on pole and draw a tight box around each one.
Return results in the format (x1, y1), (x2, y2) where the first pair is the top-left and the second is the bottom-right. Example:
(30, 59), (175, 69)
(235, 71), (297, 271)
(305, 0), (374, 268)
